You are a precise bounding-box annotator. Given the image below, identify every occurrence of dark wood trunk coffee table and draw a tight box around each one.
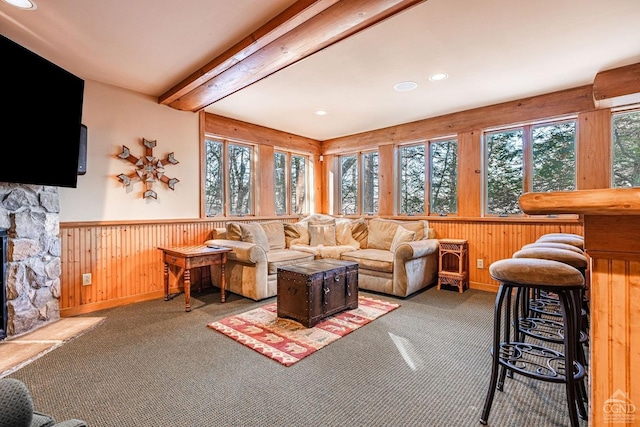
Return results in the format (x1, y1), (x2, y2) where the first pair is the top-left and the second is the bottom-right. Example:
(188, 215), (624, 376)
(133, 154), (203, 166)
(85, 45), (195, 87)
(276, 259), (358, 327)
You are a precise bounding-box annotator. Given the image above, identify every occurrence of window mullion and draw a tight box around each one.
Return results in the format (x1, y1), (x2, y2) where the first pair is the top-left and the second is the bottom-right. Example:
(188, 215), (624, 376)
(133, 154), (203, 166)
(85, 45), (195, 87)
(522, 125), (533, 193)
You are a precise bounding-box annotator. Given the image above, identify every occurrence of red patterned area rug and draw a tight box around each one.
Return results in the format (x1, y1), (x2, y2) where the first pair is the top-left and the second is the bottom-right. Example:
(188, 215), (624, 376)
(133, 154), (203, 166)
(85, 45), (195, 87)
(207, 296), (400, 366)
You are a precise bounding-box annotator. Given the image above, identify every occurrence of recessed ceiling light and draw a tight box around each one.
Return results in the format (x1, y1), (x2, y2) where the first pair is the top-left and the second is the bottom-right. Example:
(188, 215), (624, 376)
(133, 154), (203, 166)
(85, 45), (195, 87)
(394, 81), (418, 92)
(2, 0), (37, 9)
(429, 73), (449, 81)
(315, 110), (327, 116)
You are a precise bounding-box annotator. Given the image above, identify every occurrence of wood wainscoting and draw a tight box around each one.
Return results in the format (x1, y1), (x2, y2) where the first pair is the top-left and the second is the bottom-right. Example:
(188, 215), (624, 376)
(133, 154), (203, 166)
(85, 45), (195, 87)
(424, 217), (583, 292)
(59, 217), (300, 317)
(59, 217), (582, 316)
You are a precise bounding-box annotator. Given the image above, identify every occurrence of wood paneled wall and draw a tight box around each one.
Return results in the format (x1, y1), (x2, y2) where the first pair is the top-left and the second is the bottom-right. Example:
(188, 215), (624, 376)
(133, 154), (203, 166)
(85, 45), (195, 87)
(422, 218), (583, 291)
(59, 217), (300, 317)
(59, 217), (581, 315)
(62, 66), (639, 317)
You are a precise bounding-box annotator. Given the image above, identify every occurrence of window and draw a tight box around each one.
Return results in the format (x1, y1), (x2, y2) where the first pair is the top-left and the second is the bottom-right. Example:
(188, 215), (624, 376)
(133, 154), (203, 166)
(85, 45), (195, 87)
(274, 152), (286, 215)
(275, 151), (308, 215)
(430, 139), (458, 215)
(612, 109), (640, 188)
(398, 139), (458, 215)
(361, 151), (378, 214)
(399, 144), (426, 215)
(485, 119), (576, 215)
(339, 155), (358, 214)
(338, 151), (379, 215)
(204, 137), (254, 216)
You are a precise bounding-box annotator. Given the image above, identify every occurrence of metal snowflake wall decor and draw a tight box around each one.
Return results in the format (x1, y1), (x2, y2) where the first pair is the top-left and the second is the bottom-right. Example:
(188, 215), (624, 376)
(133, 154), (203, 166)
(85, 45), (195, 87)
(117, 138), (179, 199)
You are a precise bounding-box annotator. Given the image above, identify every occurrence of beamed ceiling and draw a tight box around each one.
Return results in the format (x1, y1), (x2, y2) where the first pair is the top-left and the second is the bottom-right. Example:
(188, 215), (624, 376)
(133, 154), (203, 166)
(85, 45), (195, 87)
(1, 0), (640, 140)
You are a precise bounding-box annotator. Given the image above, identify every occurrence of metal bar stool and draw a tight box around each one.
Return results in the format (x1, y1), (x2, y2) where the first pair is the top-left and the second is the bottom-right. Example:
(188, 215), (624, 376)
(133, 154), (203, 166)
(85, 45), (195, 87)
(514, 246), (590, 335)
(511, 247), (590, 408)
(479, 258), (587, 427)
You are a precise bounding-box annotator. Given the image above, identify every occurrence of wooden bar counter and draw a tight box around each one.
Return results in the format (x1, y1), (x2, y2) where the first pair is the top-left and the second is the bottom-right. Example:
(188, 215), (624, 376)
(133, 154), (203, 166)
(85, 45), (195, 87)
(520, 188), (640, 426)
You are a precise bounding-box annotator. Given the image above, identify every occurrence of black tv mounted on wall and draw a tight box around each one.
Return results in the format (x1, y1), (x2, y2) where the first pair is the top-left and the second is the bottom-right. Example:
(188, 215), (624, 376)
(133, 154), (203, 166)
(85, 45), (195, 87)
(1, 33), (85, 188)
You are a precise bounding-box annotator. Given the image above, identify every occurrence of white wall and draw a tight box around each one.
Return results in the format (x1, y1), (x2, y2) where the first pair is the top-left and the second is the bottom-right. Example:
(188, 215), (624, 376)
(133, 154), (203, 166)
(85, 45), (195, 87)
(59, 80), (200, 222)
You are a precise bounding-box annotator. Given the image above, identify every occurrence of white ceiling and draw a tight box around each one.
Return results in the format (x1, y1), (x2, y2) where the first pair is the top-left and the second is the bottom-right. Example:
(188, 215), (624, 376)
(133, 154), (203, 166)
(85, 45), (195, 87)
(2, 0), (640, 141)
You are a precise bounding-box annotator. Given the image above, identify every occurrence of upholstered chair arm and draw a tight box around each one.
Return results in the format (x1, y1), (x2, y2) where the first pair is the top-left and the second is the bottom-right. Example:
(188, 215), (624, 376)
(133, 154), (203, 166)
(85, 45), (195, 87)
(394, 238), (439, 261)
(204, 239), (267, 264)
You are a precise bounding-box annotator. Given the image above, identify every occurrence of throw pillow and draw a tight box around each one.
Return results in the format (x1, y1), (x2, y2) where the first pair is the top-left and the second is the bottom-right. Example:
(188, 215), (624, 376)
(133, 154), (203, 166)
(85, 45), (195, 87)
(335, 218), (359, 248)
(390, 225), (416, 252)
(225, 222), (243, 241)
(260, 221), (286, 250)
(238, 223), (270, 252)
(367, 219), (398, 250)
(350, 217), (368, 247)
(388, 219), (428, 240)
(286, 222), (310, 246)
(309, 219), (337, 246)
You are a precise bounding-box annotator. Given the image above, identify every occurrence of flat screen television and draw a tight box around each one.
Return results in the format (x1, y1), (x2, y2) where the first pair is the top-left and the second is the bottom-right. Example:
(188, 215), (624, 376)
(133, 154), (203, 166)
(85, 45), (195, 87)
(0, 33), (85, 188)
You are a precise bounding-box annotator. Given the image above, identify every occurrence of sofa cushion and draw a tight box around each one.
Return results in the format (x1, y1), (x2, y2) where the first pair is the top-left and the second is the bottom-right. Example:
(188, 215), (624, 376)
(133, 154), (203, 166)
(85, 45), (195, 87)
(390, 226), (415, 252)
(238, 223), (270, 252)
(290, 244), (358, 260)
(341, 249), (394, 273)
(309, 219), (337, 246)
(266, 249), (314, 275)
(260, 221), (286, 250)
(366, 219), (398, 250)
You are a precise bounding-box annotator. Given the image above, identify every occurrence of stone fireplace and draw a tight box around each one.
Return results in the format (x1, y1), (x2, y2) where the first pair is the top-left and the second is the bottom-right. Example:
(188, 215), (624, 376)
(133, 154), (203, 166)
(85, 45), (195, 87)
(0, 183), (62, 339)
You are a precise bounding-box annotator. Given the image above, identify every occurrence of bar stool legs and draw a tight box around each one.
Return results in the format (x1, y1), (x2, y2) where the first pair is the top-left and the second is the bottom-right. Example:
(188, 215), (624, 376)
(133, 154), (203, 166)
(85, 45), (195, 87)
(479, 258), (587, 427)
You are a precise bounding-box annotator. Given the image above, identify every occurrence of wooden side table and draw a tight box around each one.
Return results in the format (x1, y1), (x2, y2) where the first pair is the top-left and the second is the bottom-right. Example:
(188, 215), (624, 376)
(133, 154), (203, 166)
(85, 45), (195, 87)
(437, 239), (469, 293)
(158, 244), (232, 312)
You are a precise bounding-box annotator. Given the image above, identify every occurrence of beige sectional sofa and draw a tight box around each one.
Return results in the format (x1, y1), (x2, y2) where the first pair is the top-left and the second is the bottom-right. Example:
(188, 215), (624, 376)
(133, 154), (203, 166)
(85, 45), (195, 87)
(205, 215), (439, 301)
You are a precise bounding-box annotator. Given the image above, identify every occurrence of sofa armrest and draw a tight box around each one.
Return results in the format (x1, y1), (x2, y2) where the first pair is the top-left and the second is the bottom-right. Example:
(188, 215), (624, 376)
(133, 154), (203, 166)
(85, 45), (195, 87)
(204, 239), (267, 264)
(394, 238), (439, 261)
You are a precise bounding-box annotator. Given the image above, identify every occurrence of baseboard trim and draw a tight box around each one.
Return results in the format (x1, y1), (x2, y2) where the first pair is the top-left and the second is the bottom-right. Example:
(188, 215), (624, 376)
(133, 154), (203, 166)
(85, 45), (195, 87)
(60, 291), (166, 317)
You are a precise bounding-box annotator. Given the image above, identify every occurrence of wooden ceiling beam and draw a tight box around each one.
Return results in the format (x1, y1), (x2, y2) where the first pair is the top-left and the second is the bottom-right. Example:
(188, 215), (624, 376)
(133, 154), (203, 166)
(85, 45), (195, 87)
(159, 0), (426, 112)
(592, 62), (640, 108)
(158, 0), (340, 107)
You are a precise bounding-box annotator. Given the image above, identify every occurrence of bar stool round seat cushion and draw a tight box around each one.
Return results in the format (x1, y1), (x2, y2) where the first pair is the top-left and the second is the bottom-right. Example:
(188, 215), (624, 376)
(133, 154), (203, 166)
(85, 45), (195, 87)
(539, 233), (584, 240)
(512, 247), (588, 270)
(536, 235), (584, 250)
(490, 258), (584, 289)
(521, 241), (584, 254)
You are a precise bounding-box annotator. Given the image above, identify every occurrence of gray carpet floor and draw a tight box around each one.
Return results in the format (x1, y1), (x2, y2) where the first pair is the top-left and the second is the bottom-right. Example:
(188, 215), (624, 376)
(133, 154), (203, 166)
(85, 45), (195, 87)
(7, 286), (588, 426)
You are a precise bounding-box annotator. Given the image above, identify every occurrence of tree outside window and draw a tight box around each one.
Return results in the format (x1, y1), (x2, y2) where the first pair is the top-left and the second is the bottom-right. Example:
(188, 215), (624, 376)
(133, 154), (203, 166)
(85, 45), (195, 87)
(337, 152), (378, 215)
(228, 144), (252, 215)
(274, 152), (287, 214)
(430, 139), (458, 214)
(340, 155), (358, 214)
(612, 110), (640, 188)
(204, 139), (223, 216)
(532, 122), (576, 192)
(486, 130), (524, 215)
(274, 151), (308, 215)
(361, 151), (378, 214)
(399, 144), (426, 215)
(204, 137), (254, 216)
(291, 154), (307, 214)
(485, 119), (576, 215)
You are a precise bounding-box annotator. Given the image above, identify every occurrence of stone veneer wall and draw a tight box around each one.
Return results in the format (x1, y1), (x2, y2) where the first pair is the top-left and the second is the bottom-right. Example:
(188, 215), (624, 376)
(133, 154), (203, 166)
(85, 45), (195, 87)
(0, 183), (61, 337)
